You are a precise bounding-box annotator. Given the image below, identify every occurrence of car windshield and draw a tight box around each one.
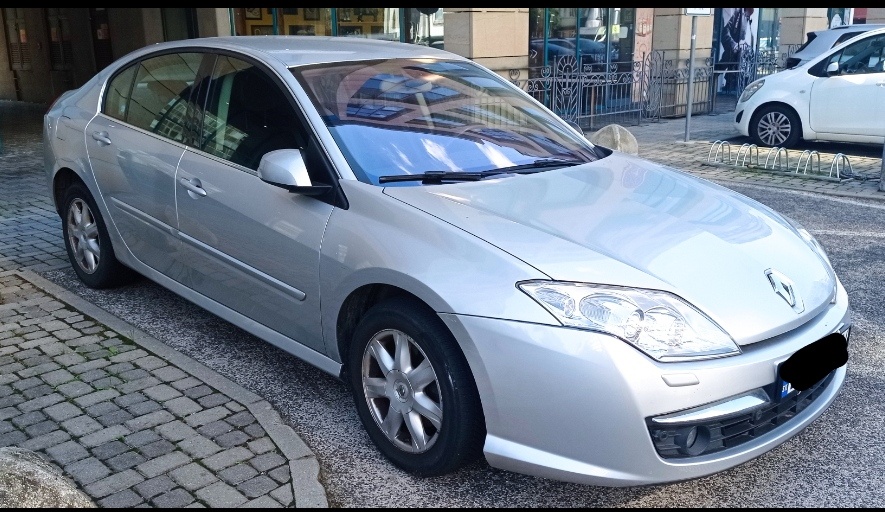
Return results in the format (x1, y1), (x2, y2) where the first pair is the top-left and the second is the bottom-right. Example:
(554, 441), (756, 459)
(292, 58), (600, 186)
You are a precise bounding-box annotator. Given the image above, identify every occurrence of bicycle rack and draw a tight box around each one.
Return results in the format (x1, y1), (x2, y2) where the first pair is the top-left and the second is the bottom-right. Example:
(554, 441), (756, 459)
(702, 141), (852, 182)
(830, 153), (852, 179)
(795, 150), (821, 175)
(707, 140), (733, 165)
(764, 147), (789, 172)
(735, 144), (760, 167)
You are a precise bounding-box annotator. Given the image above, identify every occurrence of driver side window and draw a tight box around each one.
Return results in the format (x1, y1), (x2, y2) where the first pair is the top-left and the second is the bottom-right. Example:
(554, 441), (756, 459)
(199, 56), (305, 170)
(828, 34), (885, 75)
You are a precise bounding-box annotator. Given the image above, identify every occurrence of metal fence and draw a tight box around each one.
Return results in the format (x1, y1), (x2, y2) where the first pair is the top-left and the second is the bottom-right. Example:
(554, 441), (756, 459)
(509, 45), (800, 130)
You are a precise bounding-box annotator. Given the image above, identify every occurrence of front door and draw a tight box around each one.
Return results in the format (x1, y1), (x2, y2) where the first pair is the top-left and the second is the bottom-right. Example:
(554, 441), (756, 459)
(174, 54), (335, 352)
(810, 33), (885, 137)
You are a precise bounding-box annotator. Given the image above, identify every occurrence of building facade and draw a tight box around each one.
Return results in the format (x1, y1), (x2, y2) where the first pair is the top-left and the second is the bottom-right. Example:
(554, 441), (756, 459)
(3, 8), (883, 117)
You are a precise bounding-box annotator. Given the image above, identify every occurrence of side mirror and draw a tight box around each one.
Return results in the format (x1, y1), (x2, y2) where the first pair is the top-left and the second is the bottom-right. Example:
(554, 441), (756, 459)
(825, 61), (840, 76)
(257, 149), (331, 196)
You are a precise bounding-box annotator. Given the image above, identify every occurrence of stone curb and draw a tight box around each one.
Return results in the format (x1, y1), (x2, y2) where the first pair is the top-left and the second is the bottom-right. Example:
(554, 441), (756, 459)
(14, 269), (329, 508)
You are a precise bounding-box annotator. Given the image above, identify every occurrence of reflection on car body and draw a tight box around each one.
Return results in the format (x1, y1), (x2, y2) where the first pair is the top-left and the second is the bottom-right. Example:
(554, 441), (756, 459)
(44, 35), (850, 486)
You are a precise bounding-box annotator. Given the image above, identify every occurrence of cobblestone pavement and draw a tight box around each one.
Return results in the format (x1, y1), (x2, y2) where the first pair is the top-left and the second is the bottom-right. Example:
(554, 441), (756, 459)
(0, 101), (327, 506)
(1, 98), (883, 507)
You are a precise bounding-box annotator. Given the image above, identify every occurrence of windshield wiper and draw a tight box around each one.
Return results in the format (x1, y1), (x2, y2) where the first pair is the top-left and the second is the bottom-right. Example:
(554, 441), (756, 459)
(378, 159), (586, 184)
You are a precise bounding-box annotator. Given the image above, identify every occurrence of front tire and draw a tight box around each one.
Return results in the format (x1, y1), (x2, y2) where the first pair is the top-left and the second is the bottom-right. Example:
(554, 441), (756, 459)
(61, 182), (136, 288)
(750, 104), (801, 148)
(347, 297), (485, 477)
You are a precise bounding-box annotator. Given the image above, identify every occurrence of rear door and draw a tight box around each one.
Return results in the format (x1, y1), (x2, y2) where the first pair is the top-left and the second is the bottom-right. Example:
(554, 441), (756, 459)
(85, 52), (203, 274)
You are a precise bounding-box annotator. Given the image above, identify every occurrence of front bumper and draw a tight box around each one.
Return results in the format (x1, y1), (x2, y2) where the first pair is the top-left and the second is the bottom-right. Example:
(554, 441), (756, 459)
(440, 281), (850, 486)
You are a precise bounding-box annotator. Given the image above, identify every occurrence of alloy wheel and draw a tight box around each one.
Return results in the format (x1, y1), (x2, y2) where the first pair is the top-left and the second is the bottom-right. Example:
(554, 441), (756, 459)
(361, 328), (443, 453)
(757, 111), (792, 147)
(66, 198), (101, 274)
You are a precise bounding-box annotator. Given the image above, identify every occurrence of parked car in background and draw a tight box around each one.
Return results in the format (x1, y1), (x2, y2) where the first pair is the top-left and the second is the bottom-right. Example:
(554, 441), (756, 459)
(737, 26), (885, 148)
(45, 36), (850, 486)
(784, 23), (885, 69)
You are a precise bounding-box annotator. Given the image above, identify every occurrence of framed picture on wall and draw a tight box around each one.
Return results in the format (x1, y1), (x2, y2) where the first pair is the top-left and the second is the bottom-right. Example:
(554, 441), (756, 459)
(303, 8), (321, 21)
(251, 25), (274, 35)
(244, 8), (262, 20)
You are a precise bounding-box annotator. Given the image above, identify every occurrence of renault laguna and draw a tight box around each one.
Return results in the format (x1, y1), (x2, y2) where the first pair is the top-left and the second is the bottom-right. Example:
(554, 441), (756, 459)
(43, 36), (850, 486)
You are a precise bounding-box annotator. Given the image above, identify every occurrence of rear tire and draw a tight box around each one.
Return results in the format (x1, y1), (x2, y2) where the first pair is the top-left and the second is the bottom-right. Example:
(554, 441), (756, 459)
(61, 182), (137, 288)
(347, 296), (485, 477)
(750, 104), (801, 148)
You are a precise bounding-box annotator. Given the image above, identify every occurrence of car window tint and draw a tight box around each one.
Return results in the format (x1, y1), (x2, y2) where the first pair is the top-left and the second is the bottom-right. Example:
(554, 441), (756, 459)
(127, 52), (202, 143)
(828, 34), (885, 74)
(104, 65), (137, 122)
(199, 56), (304, 170)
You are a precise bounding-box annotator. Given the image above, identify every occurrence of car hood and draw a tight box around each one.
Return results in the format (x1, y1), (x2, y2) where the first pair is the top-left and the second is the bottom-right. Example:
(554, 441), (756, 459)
(383, 154), (836, 345)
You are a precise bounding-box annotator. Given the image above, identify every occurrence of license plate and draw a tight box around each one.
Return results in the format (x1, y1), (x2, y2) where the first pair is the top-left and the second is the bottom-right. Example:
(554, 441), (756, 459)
(778, 332), (848, 393)
(777, 370), (796, 399)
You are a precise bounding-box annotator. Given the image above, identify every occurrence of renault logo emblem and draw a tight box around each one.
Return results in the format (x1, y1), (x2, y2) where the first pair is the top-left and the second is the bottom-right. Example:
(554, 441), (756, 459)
(766, 269), (804, 313)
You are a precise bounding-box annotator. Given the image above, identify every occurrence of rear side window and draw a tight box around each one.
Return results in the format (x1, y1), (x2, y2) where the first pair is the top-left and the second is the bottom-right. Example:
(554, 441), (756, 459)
(104, 66), (136, 121)
(126, 52), (202, 143)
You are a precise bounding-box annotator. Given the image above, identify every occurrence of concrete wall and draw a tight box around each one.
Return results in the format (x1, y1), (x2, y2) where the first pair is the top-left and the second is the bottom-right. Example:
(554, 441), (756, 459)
(779, 8), (828, 52)
(199, 8), (231, 37)
(867, 8), (885, 24)
(444, 8), (529, 77)
(652, 8), (715, 62)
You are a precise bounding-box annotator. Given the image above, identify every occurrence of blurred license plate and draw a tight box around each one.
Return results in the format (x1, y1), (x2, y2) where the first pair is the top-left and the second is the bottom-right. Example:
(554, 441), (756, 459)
(777, 332), (848, 395)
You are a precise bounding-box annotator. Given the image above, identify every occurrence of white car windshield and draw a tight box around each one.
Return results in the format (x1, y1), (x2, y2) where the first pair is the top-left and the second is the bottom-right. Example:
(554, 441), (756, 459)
(292, 58), (600, 185)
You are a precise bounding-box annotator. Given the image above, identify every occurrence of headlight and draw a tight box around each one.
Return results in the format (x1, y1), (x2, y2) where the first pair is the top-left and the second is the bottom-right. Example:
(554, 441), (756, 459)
(518, 281), (740, 362)
(739, 79), (764, 103)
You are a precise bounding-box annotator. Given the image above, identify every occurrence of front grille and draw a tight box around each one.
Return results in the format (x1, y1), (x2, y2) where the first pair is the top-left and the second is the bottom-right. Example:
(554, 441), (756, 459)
(647, 371), (835, 459)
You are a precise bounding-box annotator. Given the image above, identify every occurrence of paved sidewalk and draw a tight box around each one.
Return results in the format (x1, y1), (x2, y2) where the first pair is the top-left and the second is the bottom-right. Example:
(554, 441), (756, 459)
(0, 270), (326, 508)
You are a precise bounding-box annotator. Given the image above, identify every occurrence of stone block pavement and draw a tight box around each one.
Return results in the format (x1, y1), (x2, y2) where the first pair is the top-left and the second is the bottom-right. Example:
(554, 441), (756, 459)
(0, 97), (883, 508)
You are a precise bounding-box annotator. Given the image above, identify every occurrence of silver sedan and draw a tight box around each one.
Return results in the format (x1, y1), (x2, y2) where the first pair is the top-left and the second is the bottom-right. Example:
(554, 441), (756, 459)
(42, 36), (850, 486)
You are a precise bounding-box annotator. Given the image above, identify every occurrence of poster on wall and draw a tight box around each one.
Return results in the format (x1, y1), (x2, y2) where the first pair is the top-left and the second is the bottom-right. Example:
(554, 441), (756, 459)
(716, 7), (760, 93)
(828, 8), (853, 28)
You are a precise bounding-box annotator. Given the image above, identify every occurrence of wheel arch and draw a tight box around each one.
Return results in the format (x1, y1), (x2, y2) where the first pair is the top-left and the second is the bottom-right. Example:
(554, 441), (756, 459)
(336, 283), (434, 379)
(52, 167), (85, 217)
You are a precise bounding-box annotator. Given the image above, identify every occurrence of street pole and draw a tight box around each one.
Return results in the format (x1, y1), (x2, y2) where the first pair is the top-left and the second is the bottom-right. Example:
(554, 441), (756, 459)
(684, 14), (698, 142)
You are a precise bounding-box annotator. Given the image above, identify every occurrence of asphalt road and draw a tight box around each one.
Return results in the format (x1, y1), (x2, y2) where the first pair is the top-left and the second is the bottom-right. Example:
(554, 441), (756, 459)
(44, 182), (885, 507)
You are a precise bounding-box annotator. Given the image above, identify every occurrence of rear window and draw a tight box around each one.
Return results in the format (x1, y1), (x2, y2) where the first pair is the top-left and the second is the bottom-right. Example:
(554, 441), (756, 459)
(832, 31), (868, 48)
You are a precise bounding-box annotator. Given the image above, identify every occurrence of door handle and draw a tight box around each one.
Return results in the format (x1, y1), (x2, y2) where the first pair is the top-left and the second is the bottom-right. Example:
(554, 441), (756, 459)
(91, 131), (112, 145)
(178, 177), (207, 197)
(877, 82), (885, 87)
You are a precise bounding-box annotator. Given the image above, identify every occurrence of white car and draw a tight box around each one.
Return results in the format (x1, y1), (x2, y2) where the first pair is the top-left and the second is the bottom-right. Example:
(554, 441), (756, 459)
(736, 26), (885, 148)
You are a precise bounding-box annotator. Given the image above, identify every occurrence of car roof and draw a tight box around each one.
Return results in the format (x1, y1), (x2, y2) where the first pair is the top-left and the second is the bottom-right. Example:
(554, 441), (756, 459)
(803, 26), (885, 66)
(128, 36), (464, 68)
(793, 25), (885, 60)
